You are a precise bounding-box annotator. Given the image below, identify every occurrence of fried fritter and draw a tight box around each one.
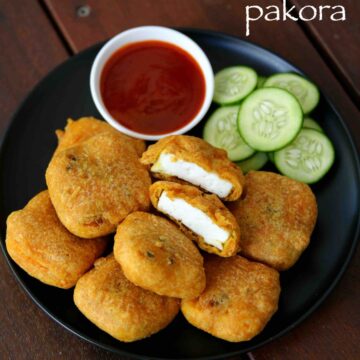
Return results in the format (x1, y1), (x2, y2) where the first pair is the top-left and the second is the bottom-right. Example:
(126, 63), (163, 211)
(140, 135), (245, 201)
(114, 212), (205, 299)
(55, 117), (145, 156)
(150, 181), (240, 257)
(181, 255), (280, 342)
(46, 131), (151, 238)
(5, 191), (108, 289)
(229, 171), (317, 270)
(74, 254), (180, 342)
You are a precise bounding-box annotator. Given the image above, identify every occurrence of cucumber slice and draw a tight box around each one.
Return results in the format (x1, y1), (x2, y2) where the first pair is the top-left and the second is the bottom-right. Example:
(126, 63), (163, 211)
(203, 106), (255, 161)
(274, 128), (335, 184)
(238, 88), (303, 152)
(257, 76), (267, 88)
(236, 152), (268, 173)
(268, 152), (275, 163)
(303, 117), (323, 132)
(213, 66), (258, 105)
(264, 73), (320, 114)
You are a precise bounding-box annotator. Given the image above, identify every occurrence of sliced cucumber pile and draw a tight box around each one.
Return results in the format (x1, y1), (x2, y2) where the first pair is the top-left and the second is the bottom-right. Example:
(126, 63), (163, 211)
(264, 73), (320, 114)
(213, 66), (258, 105)
(236, 152), (268, 174)
(203, 106), (255, 161)
(274, 128), (334, 184)
(238, 88), (303, 152)
(205, 67), (334, 184)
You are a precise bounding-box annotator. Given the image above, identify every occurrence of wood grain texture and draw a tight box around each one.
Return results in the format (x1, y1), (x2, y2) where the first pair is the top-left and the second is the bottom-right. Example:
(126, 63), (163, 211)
(292, 0), (360, 105)
(0, 0), (67, 134)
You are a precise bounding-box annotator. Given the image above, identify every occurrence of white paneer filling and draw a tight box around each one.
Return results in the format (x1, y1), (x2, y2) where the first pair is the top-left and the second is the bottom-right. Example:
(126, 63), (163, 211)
(157, 191), (229, 250)
(151, 153), (233, 199)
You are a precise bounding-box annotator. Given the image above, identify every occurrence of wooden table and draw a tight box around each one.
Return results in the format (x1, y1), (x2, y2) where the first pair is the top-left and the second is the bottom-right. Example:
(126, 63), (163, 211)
(1, 1), (359, 359)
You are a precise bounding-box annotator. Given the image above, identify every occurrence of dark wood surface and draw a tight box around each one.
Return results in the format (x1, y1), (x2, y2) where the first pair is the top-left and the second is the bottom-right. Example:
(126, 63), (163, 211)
(0, 0), (67, 134)
(1, 0), (359, 359)
(293, 0), (360, 105)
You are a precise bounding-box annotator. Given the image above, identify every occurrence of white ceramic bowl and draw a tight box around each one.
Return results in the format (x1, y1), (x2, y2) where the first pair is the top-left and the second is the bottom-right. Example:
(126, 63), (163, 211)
(90, 26), (214, 140)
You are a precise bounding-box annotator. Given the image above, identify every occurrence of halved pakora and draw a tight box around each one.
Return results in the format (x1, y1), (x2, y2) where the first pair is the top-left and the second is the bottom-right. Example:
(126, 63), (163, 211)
(114, 212), (205, 299)
(181, 255), (280, 342)
(229, 171), (317, 270)
(140, 135), (245, 201)
(46, 131), (151, 238)
(55, 117), (145, 156)
(74, 255), (180, 342)
(5, 191), (108, 289)
(150, 181), (240, 257)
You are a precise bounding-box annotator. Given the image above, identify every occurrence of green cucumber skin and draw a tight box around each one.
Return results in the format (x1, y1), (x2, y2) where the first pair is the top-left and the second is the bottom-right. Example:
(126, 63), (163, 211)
(274, 153), (334, 184)
(237, 87), (304, 152)
(257, 76), (267, 89)
(268, 152), (275, 163)
(236, 152), (268, 173)
(303, 117), (323, 132)
(274, 128), (335, 184)
(213, 66), (258, 105)
(203, 105), (255, 162)
(264, 72), (320, 114)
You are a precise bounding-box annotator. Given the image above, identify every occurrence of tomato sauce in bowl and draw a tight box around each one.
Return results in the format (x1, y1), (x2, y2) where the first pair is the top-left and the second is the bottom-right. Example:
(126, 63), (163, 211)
(100, 41), (206, 135)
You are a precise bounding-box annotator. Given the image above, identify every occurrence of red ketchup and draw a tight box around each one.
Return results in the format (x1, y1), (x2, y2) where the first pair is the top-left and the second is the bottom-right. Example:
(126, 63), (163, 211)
(101, 40), (206, 135)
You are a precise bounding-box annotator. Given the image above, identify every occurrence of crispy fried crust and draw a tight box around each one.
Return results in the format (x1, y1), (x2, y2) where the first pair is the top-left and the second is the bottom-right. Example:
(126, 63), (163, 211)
(46, 131), (151, 238)
(140, 135), (245, 201)
(114, 212), (205, 299)
(74, 255), (180, 342)
(228, 171), (318, 271)
(150, 181), (241, 257)
(5, 191), (108, 289)
(181, 255), (280, 342)
(55, 117), (146, 156)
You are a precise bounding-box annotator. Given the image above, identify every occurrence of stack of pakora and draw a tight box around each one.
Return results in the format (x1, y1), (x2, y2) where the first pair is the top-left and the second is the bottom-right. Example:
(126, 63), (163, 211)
(5, 118), (317, 343)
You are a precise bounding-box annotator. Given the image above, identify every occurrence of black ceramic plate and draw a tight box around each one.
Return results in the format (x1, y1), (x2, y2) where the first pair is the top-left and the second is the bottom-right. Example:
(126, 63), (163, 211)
(0, 29), (359, 359)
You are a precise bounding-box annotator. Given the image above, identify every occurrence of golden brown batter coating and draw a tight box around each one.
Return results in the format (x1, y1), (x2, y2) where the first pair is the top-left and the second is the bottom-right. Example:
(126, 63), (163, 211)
(114, 212), (205, 299)
(74, 255), (180, 342)
(46, 131), (151, 238)
(181, 255), (280, 342)
(55, 117), (145, 156)
(5, 191), (108, 289)
(229, 171), (317, 271)
(150, 181), (240, 257)
(140, 135), (245, 201)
